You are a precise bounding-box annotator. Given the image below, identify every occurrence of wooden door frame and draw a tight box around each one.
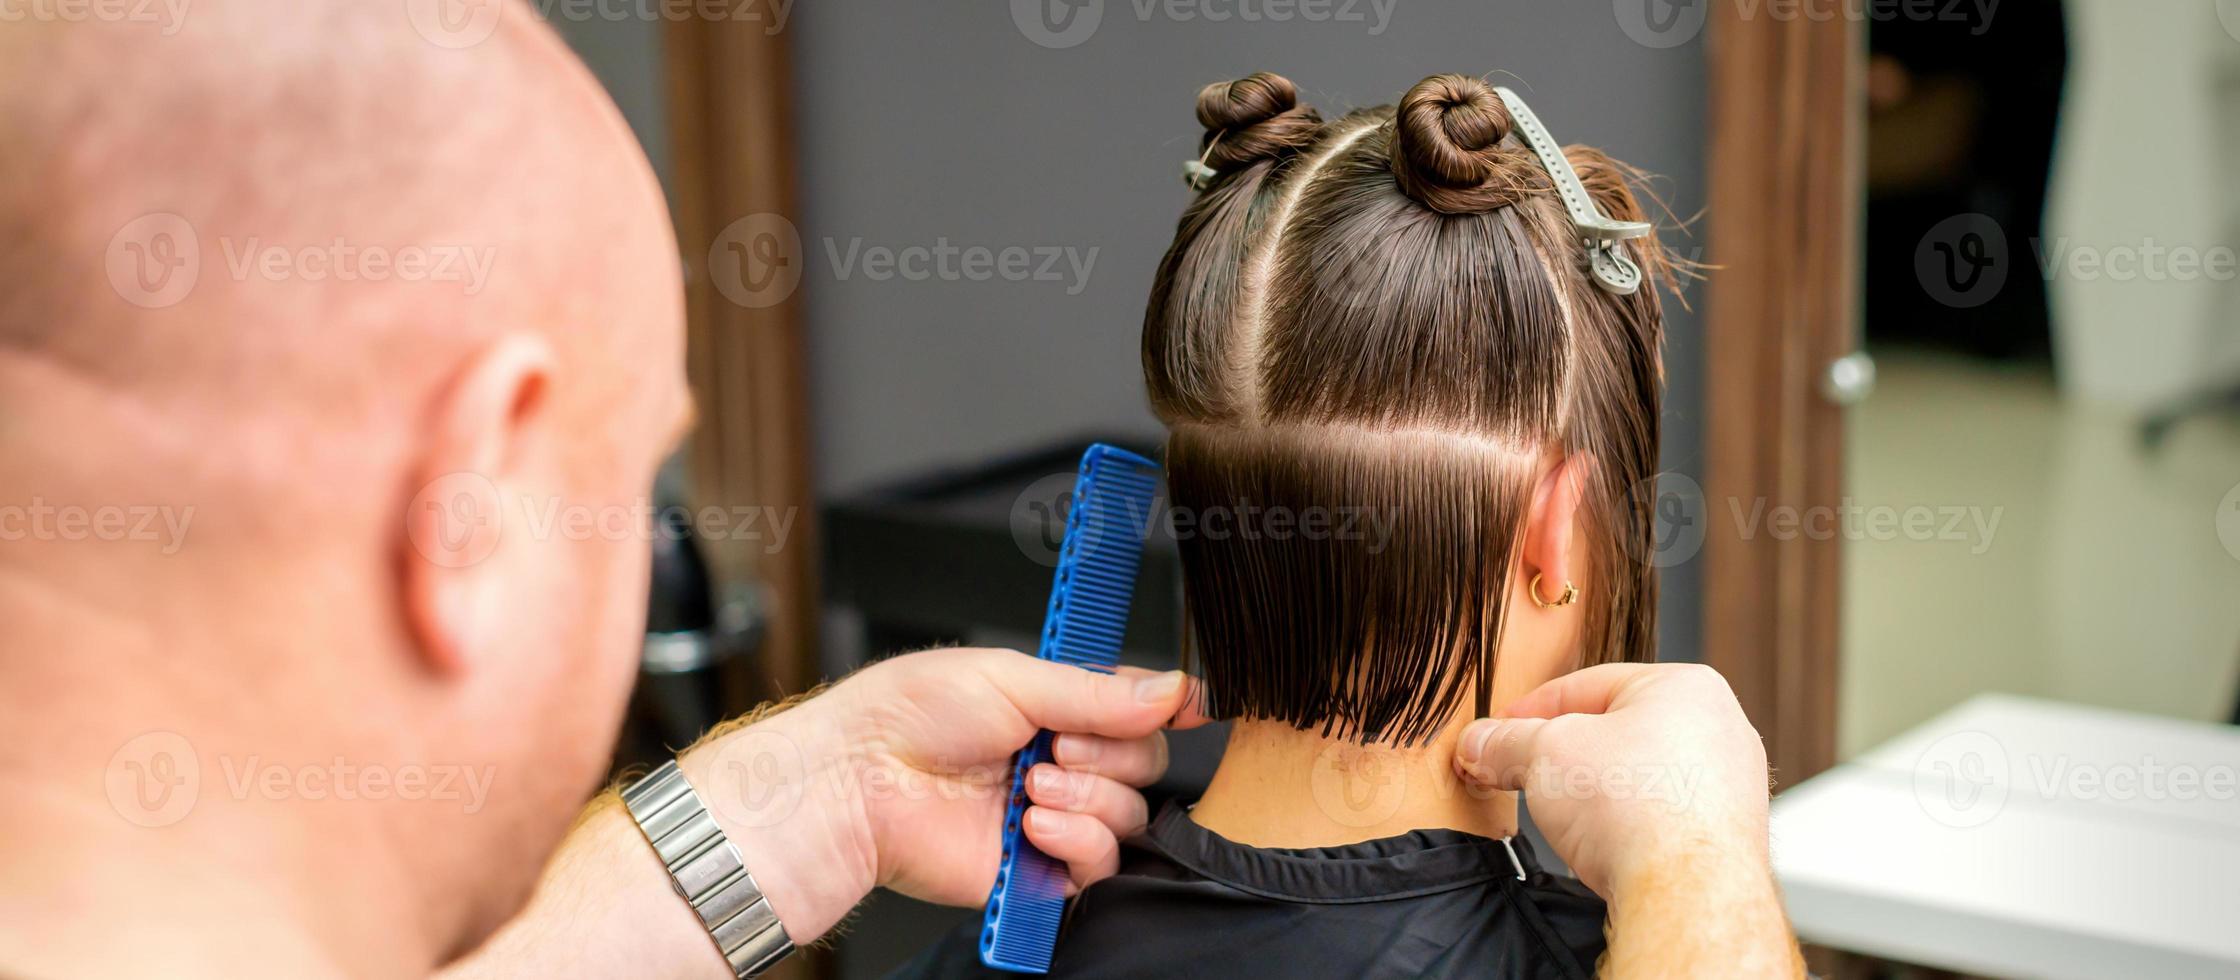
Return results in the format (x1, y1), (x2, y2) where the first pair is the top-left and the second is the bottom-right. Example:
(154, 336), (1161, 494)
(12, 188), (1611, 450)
(1701, 8), (1861, 788)
(663, 22), (820, 708)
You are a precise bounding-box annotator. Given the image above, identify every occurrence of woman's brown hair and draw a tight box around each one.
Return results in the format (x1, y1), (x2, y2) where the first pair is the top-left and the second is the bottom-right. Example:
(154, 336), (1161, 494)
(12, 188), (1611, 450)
(1144, 71), (1673, 745)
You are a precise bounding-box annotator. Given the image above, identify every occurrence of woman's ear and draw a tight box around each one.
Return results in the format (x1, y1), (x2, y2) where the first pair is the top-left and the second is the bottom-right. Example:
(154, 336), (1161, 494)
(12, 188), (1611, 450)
(398, 333), (557, 677)
(1521, 453), (1595, 603)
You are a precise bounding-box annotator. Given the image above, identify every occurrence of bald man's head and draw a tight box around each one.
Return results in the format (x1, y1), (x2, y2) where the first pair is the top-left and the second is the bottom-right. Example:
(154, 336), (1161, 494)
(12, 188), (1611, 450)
(0, 1), (688, 964)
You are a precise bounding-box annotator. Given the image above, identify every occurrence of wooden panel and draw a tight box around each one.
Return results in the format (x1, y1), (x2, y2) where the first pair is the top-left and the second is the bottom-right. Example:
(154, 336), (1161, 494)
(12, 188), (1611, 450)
(663, 25), (819, 702)
(1702, 9), (1859, 788)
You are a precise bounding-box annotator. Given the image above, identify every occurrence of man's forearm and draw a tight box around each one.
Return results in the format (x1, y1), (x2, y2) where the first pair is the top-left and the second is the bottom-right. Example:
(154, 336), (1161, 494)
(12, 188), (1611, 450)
(1599, 839), (1804, 979)
(438, 794), (736, 980)
(440, 692), (868, 980)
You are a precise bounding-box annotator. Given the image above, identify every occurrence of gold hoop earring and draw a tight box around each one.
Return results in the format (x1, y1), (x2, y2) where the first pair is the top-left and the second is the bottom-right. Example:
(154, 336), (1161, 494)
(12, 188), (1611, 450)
(1530, 573), (1579, 609)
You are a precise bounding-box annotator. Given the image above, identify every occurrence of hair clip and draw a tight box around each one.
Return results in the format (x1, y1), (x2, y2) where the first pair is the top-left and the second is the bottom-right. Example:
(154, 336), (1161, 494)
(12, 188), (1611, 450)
(1182, 132), (1225, 191)
(1492, 87), (1653, 296)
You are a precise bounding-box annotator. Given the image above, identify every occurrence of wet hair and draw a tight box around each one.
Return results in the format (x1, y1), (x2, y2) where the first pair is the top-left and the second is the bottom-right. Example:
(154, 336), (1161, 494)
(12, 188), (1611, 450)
(1144, 72), (1673, 744)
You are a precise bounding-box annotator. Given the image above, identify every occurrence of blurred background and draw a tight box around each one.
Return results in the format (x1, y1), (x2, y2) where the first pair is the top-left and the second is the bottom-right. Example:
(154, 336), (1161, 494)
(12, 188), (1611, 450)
(535, 1), (2240, 977)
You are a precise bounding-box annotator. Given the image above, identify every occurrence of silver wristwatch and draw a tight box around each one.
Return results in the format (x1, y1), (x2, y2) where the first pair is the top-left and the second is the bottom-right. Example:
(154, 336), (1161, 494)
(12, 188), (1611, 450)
(621, 760), (795, 977)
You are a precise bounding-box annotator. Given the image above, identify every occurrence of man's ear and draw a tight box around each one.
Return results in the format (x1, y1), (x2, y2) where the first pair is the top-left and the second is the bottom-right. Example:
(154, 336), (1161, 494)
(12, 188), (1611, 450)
(399, 334), (556, 676)
(1521, 453), (1595, 605)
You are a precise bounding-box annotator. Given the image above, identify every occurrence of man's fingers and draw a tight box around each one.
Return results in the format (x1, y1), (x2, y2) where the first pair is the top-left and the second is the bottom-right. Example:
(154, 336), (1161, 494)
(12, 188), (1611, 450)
(1022, 806), (1122, 894)
(1495, 662), (1665, 720)
(1453, 717), (1551, 790)
(1028, 764), (1150, 839)
(1114, 666), (1213, 730)
(979, 654), (1194, 740)
(1051, 732), (1167, 787)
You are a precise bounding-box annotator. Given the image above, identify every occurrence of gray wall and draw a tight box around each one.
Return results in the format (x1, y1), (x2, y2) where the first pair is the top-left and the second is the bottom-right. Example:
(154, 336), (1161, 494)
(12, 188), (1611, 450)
(787, 2), (1707, 662)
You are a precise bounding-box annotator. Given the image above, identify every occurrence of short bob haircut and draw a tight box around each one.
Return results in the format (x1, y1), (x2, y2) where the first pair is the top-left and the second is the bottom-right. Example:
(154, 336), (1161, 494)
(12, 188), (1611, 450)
(1143, 72), (1674, 745)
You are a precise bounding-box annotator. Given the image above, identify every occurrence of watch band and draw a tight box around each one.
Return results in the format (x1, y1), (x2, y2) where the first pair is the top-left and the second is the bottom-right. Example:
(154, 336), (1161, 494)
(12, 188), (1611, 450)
(621, 760), (795, 978)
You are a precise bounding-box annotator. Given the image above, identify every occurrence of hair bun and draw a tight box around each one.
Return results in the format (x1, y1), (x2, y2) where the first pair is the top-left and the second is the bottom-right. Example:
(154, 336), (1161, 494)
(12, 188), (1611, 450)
(1194, 72), (1322, 175)
(1391, 74), (1531, 214)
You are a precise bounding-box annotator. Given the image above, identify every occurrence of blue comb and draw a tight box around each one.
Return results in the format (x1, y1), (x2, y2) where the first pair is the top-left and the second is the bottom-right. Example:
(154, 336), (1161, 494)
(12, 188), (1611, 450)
(979, 443), (1162, 974)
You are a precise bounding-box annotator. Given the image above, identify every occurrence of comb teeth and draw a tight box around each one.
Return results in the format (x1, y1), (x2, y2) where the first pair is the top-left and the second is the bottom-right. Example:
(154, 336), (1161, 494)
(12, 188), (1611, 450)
(981, 444), (1160, 973)
(1041, 455), (1158, 673)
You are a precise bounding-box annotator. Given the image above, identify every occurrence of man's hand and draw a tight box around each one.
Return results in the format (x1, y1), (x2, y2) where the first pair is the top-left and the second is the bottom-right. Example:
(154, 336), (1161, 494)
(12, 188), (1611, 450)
(1450, 663), (1803, 977)
(682, 647), (1207, 945)
(1451, 662), (1769, 896)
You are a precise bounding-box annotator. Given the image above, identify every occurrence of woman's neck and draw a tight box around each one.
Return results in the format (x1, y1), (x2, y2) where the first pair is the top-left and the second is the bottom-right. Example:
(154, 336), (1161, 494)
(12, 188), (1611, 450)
(1188, 716), (1518, 848)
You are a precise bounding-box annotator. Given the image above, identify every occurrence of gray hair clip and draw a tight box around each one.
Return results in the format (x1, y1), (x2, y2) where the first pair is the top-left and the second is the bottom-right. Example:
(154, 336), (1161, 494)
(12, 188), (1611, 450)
(1492, 86), (1653, 295)
(1181, 132), (1225, 191)
(1182, 158), (1218, 191)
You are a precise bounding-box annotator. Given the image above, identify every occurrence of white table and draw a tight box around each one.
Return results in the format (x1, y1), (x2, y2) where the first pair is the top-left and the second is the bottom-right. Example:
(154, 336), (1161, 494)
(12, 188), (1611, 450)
(1771, 693), (2240, 979)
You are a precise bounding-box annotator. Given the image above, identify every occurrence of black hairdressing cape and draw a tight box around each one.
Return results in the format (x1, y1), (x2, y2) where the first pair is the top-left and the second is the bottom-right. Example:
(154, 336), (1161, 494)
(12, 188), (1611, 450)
(889, 801), (1608, 979)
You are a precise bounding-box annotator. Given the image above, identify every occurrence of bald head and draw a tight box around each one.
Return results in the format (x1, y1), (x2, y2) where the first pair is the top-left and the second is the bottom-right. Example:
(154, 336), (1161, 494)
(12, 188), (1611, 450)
(0, 0), (674, 409)
(0, 3), (690, 971)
